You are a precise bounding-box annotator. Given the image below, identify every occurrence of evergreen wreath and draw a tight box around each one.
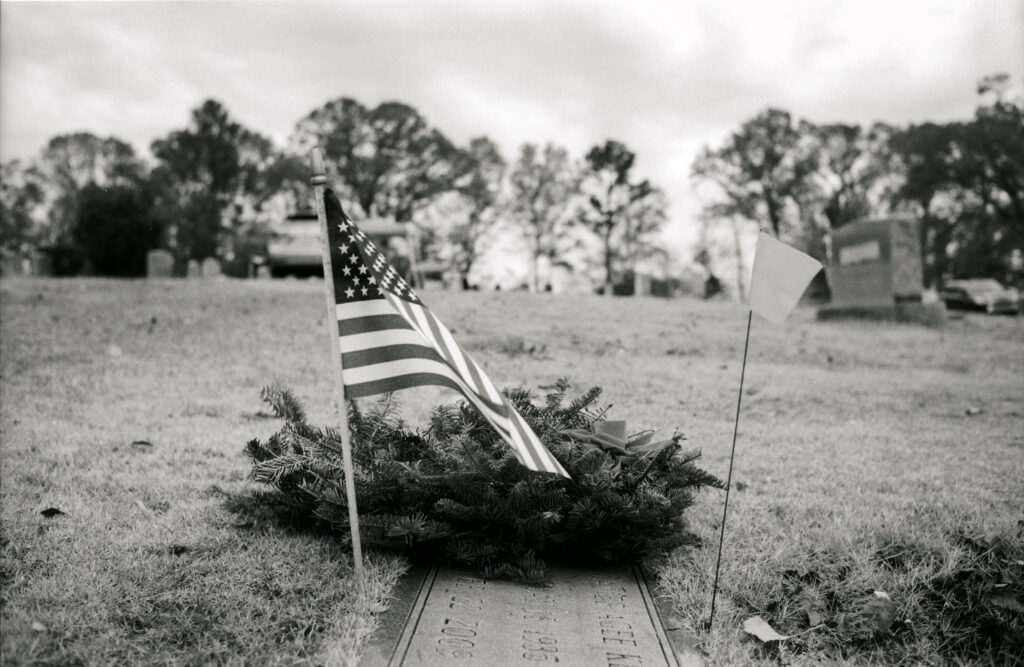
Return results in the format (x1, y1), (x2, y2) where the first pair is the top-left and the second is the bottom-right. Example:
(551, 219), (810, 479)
(231, 380), (722, 581)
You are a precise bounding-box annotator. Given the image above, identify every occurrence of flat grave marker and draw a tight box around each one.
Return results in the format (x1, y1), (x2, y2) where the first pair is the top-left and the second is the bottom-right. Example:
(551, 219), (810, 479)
(362, 565), (695, 667)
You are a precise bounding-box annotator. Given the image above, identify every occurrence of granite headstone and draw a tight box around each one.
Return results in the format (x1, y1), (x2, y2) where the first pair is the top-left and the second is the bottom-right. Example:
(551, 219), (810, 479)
(818, 217), (943, 324)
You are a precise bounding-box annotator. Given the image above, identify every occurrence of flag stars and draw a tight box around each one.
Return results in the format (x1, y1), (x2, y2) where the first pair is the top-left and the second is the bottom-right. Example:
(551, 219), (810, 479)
(342, 266), (351, 276)
(361, 286), (369, 296)
(358, 265), (368, 274)
(344, 287), (355, 299)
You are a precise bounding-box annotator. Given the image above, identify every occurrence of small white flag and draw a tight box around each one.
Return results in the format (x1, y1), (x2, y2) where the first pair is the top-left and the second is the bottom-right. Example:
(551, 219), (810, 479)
(747, 232), (823, 323)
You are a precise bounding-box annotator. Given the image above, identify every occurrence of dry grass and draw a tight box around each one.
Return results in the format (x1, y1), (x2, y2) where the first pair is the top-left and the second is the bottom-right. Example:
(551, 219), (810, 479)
(2, 277), (1022, 664)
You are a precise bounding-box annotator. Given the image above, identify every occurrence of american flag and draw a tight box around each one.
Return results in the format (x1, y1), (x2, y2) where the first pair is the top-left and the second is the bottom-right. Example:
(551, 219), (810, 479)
(323, 187), (569, 477)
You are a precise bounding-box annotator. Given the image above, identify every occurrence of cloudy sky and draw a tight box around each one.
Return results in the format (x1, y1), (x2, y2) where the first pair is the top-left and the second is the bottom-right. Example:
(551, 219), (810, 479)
(2, 0), (1021, 252)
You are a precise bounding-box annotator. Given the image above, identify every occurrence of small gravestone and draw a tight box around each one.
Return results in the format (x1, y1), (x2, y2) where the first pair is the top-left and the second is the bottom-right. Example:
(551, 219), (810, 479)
(187, 260), (201, 279)
(818, 217), (944, 325)
(200, 257), (221, 279)
(0, 251), (25, 276)
(362, 565), (693, 666)
(634, 273), (652, 297)
(146, 250), (174, 278)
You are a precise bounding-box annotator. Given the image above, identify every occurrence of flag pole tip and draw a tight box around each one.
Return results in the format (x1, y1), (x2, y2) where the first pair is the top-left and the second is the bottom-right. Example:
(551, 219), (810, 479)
(310, 148), (326, 184)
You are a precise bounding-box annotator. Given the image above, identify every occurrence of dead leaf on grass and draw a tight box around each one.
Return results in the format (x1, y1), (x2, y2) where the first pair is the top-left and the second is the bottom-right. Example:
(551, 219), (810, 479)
(797, 590), (826, 627)
(742, 615), (792, 642)
(135, 499), (155, 516)
(961, 531), (1001, 553)
(990, 590), (1024, 612)
(861, 591), (897, 635)
(965, 407), (984, 416)
(131, 440), (153, 448)
(40, 507), (64, 518)
(31, 621), (47, 632)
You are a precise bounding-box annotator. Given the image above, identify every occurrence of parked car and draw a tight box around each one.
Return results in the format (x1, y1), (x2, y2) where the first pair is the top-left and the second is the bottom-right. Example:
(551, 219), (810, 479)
(939, 278), (1019, 314)
(267, 211), (416, 278)
(267, 211), (322, 277)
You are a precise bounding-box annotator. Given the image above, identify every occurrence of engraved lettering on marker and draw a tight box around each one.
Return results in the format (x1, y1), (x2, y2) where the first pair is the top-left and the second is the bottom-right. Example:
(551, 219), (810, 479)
(838, 240), (881, 265)
(601, 628), (638, 646)
(520, 585), (560, 661)
(605, 651), (644, 666)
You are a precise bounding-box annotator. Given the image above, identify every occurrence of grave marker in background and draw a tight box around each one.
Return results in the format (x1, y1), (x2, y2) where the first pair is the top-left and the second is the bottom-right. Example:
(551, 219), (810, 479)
(146, 250), (174, 278)
(818, 217), (944, 325)
(200, 257), (221, 279)
(187, 260), (201, 279)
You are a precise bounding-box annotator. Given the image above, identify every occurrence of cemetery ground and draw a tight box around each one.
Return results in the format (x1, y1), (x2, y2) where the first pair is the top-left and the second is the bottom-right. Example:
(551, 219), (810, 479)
(1, 277), (1021, 666)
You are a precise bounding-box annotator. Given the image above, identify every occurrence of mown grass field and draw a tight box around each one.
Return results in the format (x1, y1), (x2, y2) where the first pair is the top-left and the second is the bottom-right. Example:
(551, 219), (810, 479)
(2, 277), (1022, 665)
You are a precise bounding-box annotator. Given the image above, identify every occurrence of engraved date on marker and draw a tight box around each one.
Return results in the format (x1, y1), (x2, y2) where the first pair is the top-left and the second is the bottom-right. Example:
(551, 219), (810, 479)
(435, 617), (478, 659)
(522, 628), (559, 662)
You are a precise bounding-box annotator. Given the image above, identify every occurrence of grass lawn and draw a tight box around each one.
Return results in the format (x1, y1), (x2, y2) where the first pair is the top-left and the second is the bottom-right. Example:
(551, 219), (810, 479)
(2, 277), (1022, 665)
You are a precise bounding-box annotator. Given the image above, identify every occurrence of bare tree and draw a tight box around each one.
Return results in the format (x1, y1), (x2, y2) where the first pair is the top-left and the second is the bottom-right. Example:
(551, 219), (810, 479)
(508, 143), (578, 291)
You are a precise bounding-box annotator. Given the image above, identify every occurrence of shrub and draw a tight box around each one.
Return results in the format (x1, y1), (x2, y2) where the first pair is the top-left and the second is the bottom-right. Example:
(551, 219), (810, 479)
(231, 380), (722, 581)
(75, 182), (161, 276)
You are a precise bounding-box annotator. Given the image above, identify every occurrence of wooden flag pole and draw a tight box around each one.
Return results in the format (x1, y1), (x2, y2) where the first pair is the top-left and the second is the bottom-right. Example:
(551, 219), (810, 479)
(707, 309), (752, 628)
(311, 148), (364, 577)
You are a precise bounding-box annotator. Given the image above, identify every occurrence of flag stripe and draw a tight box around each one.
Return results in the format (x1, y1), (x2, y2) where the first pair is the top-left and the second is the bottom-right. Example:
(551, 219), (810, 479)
(342, 343), (446, 369)
(464, 350), (504, 404)
(339, 314), (411, 337)
(506, 403), (544, 470)
(510, 406), (563, 475)
(461, 349), (499, 405)
(420, 307), (481, 395)
(341, 357), (511, 429)
(336, 300), (396, 319)
(405, 299), (463, 373)
(340, 329), (426, 353)
(345, 372), (463, 400)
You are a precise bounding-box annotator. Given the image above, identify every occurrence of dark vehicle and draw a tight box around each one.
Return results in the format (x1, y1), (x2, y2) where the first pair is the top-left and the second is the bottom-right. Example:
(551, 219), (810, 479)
(268, 212), (322, 277)
(267, 211), (414, 278)
(939, 278), (1019, 314)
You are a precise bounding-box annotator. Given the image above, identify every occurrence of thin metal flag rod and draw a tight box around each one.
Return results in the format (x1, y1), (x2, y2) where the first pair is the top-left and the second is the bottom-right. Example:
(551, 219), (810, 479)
(708, 309), (752, 628)
(311, 148), (364, 577)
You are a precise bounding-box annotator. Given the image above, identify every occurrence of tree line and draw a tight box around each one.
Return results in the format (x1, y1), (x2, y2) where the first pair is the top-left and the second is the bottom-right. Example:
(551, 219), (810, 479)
(0, 98), (665, 292)
(692, 73), (1023, 295)
(2, 73), (1020, 292)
